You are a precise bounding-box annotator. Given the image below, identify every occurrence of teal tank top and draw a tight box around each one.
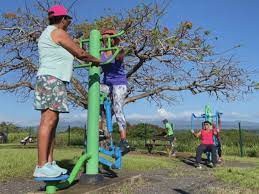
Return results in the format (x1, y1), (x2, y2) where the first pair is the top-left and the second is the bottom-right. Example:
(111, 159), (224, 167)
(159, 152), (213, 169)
(37, 25), (74, 82)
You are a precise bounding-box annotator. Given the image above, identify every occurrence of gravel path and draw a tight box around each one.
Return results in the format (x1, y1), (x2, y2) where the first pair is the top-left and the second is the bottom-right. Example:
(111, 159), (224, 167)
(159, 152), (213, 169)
(105, 155), (258, 194)
(0, 179), (44, 194)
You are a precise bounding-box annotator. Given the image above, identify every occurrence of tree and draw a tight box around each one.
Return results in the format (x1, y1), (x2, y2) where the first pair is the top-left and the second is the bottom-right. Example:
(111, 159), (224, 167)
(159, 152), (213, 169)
(127, 123), (162, 139)
(0, 0), (253, 109)
(0, 122), (19, 133)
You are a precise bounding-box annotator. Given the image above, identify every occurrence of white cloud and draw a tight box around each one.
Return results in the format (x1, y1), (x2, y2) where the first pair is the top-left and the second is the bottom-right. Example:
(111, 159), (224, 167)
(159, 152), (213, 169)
(157, 108), (174, 119)
(127, 108), (203, 122)
(126, 113), (156, 121)
(127, 108), (253, 123)
(156, 108), (204, 120)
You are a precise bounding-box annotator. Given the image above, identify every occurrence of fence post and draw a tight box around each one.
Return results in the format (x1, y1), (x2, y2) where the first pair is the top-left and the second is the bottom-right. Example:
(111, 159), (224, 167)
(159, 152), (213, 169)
(6, 127), (8, 143)
(67, 125), (71, 146)
(238, 122), (244, 157)
(144, 123), (147, 146)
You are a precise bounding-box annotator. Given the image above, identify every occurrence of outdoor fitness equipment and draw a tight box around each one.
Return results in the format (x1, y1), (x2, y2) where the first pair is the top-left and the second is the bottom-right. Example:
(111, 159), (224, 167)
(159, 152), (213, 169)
(34, 29), (125, 194)
(191, 105), (223, 162)
(99, 92), (122, 169)
(191, 105), (222, 130)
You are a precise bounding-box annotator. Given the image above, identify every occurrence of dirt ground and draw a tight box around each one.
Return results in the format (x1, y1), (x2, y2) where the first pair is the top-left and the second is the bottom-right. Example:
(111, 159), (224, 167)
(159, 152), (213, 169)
(108, 153), (258, 194)
(0, 153), (258, 194)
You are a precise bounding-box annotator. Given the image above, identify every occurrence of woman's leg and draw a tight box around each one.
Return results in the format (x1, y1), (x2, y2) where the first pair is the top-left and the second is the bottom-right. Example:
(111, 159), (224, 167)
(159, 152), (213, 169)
(112, 85), (127, 139)
(217, 140), (222, 158)
(196, 144), (206, 164)
(34, 75), (68, 177)
(47, 115), (59, 163)
(37, 109), (59, 167)
(210, 145), (217, 165)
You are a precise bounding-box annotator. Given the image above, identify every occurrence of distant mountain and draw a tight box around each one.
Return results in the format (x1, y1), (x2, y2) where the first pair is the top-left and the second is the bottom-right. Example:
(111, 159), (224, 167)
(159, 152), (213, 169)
(26, 118), (259, 131)
(127, 118), (259, 130)
(56, 120), (86, 131)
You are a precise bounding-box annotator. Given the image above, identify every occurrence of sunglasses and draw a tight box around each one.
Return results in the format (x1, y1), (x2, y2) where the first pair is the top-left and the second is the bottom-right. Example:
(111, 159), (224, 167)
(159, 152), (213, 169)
(64, 16), (72, 21)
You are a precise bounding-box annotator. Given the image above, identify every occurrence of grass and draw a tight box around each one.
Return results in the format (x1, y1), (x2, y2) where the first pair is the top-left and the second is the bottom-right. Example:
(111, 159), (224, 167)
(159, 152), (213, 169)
(0, 146), (176, 182)
(0, 148), (36, 181)
(0, 147), (82, 181)
(1, 145), (259, 193)
(123, 153), (177, 171)
(222, 155), (259, 163)
(203, 187), (256, 194)
(5, 130), (259, 157)
(214, 156), (259, 190)
(215, 167), (259, 189)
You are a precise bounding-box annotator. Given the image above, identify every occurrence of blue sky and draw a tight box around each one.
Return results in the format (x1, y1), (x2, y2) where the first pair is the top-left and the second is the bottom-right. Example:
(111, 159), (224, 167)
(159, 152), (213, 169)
(0, 0), (259, 126)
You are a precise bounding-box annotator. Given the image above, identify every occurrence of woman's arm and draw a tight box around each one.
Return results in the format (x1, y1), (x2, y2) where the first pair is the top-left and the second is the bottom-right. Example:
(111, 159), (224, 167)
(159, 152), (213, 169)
(51, 29), (100, 64)
(213, 128), (219, 135)
(115, 48), (125, 61)
(191, 130), (201, 138)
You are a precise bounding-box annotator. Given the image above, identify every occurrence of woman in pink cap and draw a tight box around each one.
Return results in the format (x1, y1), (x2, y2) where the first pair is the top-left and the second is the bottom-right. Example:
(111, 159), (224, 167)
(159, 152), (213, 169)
(33, 5), (100, 178)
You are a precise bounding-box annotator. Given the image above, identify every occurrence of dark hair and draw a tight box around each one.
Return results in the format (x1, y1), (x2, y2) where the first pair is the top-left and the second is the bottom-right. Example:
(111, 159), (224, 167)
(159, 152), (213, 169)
(204, 121), (212, 125)
(48, 12), (65, 25)
(162, 119), (168, 123)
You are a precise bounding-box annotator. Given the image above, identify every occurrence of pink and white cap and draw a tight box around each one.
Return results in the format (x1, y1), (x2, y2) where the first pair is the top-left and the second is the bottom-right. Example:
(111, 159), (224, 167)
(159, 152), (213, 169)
(48, 5), (72, 18)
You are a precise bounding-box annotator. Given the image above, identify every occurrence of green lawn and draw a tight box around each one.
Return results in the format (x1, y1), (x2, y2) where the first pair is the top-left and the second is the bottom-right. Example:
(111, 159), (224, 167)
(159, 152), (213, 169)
(0, 146), (176, 182)
(0, 146), (82, 181)
(0, 145), (258, 192)
(123, 153), (177, 171)
(214, 156), (259, 189)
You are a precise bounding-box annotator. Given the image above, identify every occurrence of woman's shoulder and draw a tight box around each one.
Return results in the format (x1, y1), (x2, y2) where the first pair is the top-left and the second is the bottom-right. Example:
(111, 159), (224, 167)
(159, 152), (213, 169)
(51, 27), (67, 36)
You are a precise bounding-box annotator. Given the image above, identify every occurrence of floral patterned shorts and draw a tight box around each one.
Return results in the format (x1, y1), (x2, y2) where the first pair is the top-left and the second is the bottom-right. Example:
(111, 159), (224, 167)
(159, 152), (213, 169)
(34, 75), (69, 113)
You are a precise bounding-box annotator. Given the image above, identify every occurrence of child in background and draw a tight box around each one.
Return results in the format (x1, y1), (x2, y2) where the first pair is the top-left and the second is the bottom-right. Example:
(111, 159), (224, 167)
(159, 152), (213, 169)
(162, 119), (176, 156)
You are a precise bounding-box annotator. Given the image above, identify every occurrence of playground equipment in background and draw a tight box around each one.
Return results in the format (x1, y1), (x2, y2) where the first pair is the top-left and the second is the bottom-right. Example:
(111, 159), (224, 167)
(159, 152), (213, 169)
(145, 123), (176, 157)
(20, 136), (36, 145)
(191, 105), (222, 130)
(34, 29), (125, 194)
(191, 105), (223, 162)
(145, 134), (176, 157)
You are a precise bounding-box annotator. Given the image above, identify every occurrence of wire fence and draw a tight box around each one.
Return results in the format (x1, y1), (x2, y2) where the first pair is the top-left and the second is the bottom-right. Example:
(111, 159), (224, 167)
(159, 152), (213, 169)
(1, 123), (259, 157)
